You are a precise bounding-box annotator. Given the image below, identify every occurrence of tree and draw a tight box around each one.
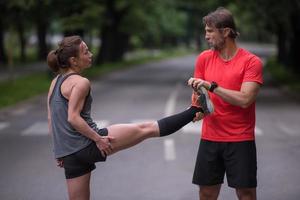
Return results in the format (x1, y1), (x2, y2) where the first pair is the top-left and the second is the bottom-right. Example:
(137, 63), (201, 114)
(0, 1), (8, 65)
(6, 0), (31, 62)
(235, 0), (300, 73)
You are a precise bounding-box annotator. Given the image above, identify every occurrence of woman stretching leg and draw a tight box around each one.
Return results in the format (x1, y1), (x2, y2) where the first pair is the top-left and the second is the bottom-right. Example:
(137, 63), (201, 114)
(47, 35), (209, 200)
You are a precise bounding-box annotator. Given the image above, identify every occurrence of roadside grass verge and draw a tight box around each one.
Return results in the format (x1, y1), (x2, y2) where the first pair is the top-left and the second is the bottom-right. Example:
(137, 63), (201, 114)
(0, 48), (194, 109)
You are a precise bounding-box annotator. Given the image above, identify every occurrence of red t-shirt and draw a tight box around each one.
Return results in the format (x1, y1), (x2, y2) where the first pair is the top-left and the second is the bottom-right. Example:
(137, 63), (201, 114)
(193, 48), (263, 142)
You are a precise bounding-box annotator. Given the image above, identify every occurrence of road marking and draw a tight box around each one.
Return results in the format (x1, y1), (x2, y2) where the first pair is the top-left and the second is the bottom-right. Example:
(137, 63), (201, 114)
(21, 122), (49, 136)
(95, 120), (110, 128)
(163, 83), (181, 161)
(164, 82), (181, 116)
(278, 123), (298, 136)
(131, 119), (156, 124)
(0, 122), (9, 132)
(255, 126), (263, 136)
(182, 121), (202, 135)
(164, 139), (176, 161)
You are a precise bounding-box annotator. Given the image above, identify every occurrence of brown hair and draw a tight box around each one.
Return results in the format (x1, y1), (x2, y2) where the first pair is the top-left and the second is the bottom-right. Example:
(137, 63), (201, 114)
(47, 35), (82, 72)
(203, 7), (239, 39)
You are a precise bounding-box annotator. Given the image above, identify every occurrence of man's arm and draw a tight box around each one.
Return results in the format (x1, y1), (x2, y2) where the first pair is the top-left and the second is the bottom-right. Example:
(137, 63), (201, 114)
(188, 78), (261, 108)
(212, 81), (261, 108)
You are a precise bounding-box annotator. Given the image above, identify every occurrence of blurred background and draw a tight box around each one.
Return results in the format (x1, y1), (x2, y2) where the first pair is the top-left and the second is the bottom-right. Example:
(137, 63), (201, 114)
(1, 0), (300, 107)
(0, 0), (300, 200)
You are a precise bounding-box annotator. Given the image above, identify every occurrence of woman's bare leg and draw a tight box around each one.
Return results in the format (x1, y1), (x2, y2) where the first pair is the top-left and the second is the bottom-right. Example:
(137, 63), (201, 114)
(66, 172), (91, 200)
(107, 121), (159, 153)
(106, 106), (203, 154)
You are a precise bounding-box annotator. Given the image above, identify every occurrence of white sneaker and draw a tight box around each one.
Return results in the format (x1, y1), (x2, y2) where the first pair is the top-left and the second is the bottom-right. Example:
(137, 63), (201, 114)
(196, 87), (214, 114)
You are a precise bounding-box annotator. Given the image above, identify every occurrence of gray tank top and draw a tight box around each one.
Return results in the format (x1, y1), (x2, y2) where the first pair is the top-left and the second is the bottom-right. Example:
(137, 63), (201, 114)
(49, 73), (101, 158)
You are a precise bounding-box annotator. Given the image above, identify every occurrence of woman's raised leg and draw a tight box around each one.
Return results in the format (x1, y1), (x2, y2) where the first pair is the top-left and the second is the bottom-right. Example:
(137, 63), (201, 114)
(107, 121), (159, 153)
(107, 106), (203, 154)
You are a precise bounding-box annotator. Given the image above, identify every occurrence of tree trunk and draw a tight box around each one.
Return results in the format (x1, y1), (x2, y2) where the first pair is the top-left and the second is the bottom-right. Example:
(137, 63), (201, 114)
(194, 17), (202, 51)
(16, 19), (26, 62)
(276, 25), (289, 66)
(0, 20), (7, 65)
(289, 10), (300, 73)
(96, 0), (130, 64)
(96, 25), (129, 64)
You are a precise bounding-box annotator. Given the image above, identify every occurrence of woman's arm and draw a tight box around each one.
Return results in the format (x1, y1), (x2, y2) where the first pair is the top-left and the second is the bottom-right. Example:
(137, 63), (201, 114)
(47, 77), (58, 134)
(67, 78), (113, 155)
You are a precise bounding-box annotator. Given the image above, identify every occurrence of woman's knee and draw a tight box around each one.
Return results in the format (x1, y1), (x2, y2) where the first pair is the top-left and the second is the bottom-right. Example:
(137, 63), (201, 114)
(137, 121), (159, 137)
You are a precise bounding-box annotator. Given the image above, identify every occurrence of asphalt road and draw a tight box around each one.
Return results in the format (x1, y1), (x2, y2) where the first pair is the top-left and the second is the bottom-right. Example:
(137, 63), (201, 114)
(0, 48), (300, 200)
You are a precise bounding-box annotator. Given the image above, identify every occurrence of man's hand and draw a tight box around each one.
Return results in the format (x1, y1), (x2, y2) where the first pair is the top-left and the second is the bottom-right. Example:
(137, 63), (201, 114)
(188, 77), (210, 91)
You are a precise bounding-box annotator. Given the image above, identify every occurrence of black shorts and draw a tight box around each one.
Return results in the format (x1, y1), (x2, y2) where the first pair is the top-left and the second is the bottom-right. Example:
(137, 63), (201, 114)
(192, 139), (257, 188)
(61, 128), (108, 179)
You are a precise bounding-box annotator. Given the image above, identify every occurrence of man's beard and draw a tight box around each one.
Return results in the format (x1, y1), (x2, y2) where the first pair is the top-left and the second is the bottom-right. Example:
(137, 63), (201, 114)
(207, 38), (225, 50)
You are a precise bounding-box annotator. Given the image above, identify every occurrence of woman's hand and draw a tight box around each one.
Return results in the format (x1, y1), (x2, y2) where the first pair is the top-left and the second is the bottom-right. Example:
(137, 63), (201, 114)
(95, 136), (114, 157)
(56, 159), (64, 168)
(193, 112), (204, 122)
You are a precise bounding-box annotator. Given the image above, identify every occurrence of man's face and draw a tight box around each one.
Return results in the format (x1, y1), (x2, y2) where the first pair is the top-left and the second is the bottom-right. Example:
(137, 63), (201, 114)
(204, 25), (225, 50)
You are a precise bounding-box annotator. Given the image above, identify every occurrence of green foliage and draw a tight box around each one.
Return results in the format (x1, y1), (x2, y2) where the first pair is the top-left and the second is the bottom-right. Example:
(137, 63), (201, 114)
(0, 73), (51, 108)
(116, 0), (188, 47)
(0, 48), (193, 109)
(266, 58), (300, 91)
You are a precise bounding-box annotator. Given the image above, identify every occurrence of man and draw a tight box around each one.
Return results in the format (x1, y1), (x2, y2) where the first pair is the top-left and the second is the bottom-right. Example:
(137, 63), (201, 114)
(188, 7), (263, 200)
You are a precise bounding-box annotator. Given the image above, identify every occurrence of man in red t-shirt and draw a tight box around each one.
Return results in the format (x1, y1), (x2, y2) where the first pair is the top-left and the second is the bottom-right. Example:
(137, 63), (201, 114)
(188, 7), (263, 200)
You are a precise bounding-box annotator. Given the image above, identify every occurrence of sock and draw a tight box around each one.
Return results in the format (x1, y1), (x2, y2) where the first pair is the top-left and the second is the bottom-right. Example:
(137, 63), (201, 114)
(157, 106), (203, 137)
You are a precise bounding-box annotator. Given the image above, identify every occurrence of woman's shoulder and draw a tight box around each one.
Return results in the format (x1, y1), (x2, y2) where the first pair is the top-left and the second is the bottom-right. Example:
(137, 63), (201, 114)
(68, 75), (91, 91)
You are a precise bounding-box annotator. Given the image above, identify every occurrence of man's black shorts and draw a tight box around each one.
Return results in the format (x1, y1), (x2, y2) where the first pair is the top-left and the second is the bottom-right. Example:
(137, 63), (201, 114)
(192, 139), (257, 188)
(61, 128), (108, 179)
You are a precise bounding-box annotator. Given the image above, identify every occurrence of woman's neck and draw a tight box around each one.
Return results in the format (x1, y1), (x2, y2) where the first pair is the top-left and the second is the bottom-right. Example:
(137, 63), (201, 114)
(62, 67), (81, 75)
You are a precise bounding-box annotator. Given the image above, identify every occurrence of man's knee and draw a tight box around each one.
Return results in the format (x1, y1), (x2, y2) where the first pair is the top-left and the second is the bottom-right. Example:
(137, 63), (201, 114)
(236, 188), (256, 200)
(199, 185), (221, 200)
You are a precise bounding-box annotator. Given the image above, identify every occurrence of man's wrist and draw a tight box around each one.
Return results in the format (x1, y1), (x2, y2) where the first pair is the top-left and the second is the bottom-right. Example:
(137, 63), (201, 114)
(209, 81), (218, 92)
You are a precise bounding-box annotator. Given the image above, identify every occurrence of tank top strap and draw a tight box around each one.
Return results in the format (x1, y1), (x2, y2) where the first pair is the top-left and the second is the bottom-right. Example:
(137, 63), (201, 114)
(50, 73), (79, 102)
(60, 72), (79, 83)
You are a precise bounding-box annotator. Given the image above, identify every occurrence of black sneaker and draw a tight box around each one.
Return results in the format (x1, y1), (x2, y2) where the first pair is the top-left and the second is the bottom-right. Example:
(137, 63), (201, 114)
(196, 87), (214, 114)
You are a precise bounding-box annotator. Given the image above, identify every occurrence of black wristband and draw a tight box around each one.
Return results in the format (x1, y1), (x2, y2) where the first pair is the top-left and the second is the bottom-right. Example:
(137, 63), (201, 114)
(209, 81), (218, 92)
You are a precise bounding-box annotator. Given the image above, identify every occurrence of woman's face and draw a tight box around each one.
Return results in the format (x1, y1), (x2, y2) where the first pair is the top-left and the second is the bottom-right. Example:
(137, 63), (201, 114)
(76, 42), (93, 69)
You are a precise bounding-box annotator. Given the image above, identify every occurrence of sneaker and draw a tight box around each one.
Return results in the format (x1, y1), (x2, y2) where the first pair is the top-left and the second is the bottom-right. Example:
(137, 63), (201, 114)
(196, 87), (214, 114)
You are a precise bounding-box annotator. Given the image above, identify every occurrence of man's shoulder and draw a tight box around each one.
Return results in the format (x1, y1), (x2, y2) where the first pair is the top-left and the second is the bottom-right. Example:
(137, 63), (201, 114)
(198, 49), (214, 57)
(196, 49), (215, 62)
(239, 48), (261, 62)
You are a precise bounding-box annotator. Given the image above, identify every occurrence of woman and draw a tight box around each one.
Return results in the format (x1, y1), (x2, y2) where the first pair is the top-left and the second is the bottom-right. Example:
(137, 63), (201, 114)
(47, 35), (208, 200)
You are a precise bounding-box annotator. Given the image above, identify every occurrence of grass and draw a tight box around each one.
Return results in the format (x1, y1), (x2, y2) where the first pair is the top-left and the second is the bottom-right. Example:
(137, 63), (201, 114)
(0, 48), (195, 109)
(0, 73), (51, 108)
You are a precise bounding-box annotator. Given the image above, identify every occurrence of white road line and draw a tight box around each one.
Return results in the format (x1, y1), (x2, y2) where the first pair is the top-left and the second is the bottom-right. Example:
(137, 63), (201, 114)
(95, 120), (110, 128)
(21, 122), (49, 136)
(278, 123), (298, 136)
(182, 121), (202, 135)
(164, 83), (181, 116)
(0, 122), (9, 132)
(163, 83), (181, 161)
(131, 119), (156, 124)
(164, 139), (176, 161)
(255, 126), (263, 136)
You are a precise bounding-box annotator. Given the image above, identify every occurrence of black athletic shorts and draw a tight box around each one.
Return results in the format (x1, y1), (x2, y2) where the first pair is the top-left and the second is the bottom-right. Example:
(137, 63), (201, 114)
(61, 128), (108, 179)
(192, 139), (257, 188)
